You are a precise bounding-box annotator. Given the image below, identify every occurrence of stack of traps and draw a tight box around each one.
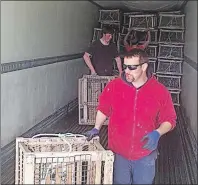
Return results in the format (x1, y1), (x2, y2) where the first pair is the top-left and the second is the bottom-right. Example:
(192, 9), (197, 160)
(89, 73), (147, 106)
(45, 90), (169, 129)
(15, 136), (114, 184)
(92, 10), (121, 43)
(79, 75), (115, 125)
(157, 13), (185, 106)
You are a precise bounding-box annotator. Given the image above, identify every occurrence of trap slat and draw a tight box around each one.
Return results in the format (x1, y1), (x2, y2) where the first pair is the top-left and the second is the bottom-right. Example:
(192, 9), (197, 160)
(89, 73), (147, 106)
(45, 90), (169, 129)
(148, 59), (157, 74)
(156, 59), (183, 75)
(15, 136), (114, 184)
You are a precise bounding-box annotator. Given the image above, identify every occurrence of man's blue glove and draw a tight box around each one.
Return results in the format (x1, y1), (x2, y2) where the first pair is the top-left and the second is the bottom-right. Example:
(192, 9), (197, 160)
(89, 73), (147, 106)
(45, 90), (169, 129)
(84, 128), (99, 141)
(141, 130), (161, 151)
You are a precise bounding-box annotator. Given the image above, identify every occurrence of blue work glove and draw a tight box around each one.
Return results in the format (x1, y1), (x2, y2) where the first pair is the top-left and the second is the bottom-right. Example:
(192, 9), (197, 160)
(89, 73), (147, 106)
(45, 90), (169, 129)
(84, 128), (99, 141)
(141, 130), (161, 151)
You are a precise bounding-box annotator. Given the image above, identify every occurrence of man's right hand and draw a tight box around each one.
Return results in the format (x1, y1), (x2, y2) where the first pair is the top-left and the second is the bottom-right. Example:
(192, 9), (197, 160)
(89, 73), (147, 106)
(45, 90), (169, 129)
(91, 71), (97, 75)
(84, 128), (99, 141)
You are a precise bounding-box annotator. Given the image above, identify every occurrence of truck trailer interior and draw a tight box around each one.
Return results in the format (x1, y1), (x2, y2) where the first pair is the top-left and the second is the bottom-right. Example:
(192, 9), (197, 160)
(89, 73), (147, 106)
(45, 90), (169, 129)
(1, 1), (197, 184)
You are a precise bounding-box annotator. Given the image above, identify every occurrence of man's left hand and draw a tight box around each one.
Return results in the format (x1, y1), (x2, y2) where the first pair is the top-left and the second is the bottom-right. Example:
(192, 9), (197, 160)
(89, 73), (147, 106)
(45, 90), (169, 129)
(141, 130), (161, 151)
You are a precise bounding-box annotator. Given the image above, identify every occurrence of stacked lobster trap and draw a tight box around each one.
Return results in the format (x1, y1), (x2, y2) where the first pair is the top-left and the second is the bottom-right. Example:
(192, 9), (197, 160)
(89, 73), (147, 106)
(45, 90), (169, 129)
(156, 12), (185, 106)
(78, 75), (115, 125)
(118, 13), (159, 74)
(92, 9), (122, 43)
(15, 134), (114, 184)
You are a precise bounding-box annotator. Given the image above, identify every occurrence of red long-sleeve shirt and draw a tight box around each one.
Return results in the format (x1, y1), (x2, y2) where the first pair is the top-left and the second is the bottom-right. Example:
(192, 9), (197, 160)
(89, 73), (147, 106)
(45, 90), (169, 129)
(97, 75), (177, 160)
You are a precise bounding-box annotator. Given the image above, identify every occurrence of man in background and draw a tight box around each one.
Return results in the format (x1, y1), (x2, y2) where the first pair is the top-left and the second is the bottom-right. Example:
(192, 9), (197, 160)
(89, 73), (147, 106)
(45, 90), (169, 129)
(83, 26), (122, 76)
(124, 28), (151, 51)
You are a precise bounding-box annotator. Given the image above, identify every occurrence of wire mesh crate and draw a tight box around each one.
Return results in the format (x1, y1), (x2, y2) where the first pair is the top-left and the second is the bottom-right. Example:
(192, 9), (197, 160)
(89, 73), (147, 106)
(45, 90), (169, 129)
(157, 59), (183, 75)
(129, 14), (157, 29)
(123, 12), (143, 25)
(15, 135), (114, 184)
(99, 9), (121, 23)
(156, 74), (181, 91)
(78, 75), (115, 125)
(158, 13), (185, 29)
(145, 45), (158, 59)
(170, 90), (180, 106)
(148, 59), (157, 74)
(158, 44), (184, 60)
(159, 29), (184, 44)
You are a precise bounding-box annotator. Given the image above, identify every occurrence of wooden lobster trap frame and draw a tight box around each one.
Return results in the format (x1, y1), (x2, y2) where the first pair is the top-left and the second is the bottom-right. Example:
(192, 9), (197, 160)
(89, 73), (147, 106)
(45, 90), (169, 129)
(15, 135), (114, 184)
(78, 75), (115, 125)
(99, 9), (121, 23)
(158, 44), (184, 60)
(123, 12), (143, 26)
(158, 13), (185, 29)
(156, 74), (182, 91)
(128, 14), (157, 29)
(159, 29), (185, 45)
(156, 59), (183, 75)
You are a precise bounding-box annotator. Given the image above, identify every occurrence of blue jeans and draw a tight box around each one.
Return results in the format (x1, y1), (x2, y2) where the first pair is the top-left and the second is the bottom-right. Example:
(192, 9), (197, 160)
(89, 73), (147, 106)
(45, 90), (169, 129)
(113, 151), (158, 184)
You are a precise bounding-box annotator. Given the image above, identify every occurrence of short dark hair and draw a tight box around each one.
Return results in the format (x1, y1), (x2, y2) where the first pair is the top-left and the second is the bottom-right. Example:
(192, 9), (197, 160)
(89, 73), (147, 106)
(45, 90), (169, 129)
(123, 48), (149, 64)
(102, 26), (114, 35)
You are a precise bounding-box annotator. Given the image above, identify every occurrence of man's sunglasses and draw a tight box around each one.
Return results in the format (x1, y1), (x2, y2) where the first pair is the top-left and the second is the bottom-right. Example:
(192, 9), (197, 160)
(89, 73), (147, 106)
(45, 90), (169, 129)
(123, 63), (145, 70)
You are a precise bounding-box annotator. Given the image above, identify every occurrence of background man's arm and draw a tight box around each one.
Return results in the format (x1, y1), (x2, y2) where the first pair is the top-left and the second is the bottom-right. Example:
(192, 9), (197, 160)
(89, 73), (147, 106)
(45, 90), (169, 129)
(83, 52), (96, 74)
(115, 56), (123, 76)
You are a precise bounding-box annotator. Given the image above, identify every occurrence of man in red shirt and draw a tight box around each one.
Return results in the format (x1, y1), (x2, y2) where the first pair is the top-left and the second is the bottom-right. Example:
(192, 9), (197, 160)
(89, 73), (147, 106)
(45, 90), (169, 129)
(124, 28), (151, 52)
(84, 48), (177, 184)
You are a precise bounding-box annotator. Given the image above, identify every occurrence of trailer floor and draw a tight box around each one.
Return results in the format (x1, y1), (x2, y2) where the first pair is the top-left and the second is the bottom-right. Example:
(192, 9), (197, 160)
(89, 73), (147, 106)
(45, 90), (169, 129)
(1, 106), (197, 184)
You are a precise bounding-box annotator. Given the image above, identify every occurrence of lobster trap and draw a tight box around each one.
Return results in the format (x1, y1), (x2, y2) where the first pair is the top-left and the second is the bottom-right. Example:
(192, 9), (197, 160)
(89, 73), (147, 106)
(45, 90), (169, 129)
(170, 90), (180, 106)
(159, 29), (185, 44)
(99, 9), (121, 23)
(158, 44), (184, 60)
(146, 45), (158, 59)
(78, 75), (115, 125)
(15, 135), (114, 184)
(148, 59), (157, 74)
(129, 14), (157, 29)
(123, 12), (143, 25)
(157, 59), (183, 75)
(156, 74), (181, 91)
(158, 13), (185, 29)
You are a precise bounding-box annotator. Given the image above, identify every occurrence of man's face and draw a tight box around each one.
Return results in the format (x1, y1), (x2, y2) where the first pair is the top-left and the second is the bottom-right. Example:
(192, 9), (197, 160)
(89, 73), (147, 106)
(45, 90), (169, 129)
(103, 33), (112, 43)
(123, 56), (147, 83)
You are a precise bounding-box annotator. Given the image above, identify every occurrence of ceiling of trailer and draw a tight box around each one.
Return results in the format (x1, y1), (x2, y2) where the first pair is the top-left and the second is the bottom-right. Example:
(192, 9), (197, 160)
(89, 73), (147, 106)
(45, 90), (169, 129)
(93, 1), (187, 12)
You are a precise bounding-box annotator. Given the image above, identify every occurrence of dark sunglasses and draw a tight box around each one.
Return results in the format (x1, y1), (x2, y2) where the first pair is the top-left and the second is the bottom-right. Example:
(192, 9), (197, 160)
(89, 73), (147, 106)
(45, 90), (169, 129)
(123, 63), (146, 71)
